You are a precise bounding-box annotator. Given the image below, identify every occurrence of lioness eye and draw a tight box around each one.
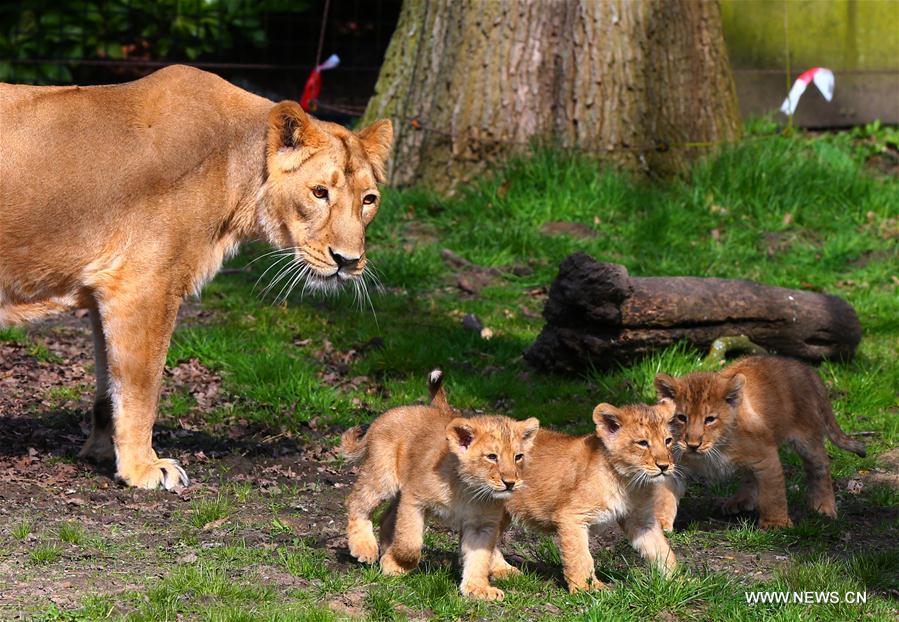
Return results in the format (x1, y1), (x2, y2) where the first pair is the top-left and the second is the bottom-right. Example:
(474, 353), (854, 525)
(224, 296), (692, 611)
(676, 414), (687, 423)
(362, 194), (378, 205)
(485, 453), (498, 462)
(705, 416), (717, 425)
(665, 437), (673, 446)
(312, 185), (329, 200)
(637, 440), (649, 448)
(514, 453), (524, 462)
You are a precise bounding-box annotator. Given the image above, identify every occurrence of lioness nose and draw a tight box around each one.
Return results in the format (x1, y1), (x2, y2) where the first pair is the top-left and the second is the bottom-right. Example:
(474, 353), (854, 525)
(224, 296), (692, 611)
(656, 463), (670, 472)
(329, 248), (360, 270)
(502, 480), (515, 491)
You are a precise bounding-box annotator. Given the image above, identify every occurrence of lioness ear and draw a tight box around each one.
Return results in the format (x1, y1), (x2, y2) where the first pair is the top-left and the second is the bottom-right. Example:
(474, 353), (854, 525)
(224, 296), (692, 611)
(654, 374), (679, 400)
(517, 417), (540, 445)
(593, 403), (622, 437)
(724, 373), (745, 407)
(267, 101), (326, 158)
(357, 119), (393, 182)
(446, 418), (476, 453)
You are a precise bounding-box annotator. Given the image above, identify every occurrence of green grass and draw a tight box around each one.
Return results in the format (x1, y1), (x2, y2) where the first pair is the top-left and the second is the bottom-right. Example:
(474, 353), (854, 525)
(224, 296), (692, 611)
(58, 522), (87, 545)
(42, 128), (899, 620)
(11, 519), (33, 540)
(29, 543), (63, 565)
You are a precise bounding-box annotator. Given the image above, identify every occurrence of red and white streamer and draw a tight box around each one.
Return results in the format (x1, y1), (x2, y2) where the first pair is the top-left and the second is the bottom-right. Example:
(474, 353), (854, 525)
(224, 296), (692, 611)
(780, 67), (835, 115)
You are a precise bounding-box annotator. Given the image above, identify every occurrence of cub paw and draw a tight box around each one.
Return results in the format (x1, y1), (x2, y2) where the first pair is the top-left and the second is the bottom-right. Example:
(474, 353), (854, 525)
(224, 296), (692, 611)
(461, 582), (504, 601)
(568, 577), (607, 593)
(380, 552), (416, 576)
(759, 515), (793, 529)
(348, 535), (379, 564)
(657, 515), (676, 532)
(811, 500), (837, 518)
(490, 563), (522, 580)
(721, 494), (757, 515)
(118, 458), (189, 491)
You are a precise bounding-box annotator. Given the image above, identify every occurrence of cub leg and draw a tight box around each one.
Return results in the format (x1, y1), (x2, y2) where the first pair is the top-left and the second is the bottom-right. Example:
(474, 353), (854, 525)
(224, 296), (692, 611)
(557, 521), (605, 593)
(791, 434), (837, 518)
(489, 512), (520, 579)
(655, 475), (685, 532)
(377, 496), (400, 555)
(100, 286), (187, 490)
(79, 304), (115, 461)
(623, 496), (677, 575)
(459, 521), (504, 600)
(380, 496), (425, 576)
(721, 473), (758, 515)
(346, 473), (396, 564)
(751, 449), (793, 528)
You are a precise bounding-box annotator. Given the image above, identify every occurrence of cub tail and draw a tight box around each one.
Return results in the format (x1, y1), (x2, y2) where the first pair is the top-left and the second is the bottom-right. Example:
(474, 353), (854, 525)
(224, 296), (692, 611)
(340, 424), (370, 462)
(822, 400), (866, 457)
(428, 369), (452, 412)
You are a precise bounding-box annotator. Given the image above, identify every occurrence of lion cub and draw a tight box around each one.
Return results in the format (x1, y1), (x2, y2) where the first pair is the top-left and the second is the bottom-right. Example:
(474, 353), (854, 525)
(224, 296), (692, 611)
(502, 400), (680, 593)
(654, 356), (866, 530)
(341, 370), (539, 600)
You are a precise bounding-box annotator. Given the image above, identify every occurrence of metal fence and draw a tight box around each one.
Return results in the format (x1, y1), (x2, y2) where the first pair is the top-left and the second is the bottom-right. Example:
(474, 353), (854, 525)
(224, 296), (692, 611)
(0, 0), (400, 118)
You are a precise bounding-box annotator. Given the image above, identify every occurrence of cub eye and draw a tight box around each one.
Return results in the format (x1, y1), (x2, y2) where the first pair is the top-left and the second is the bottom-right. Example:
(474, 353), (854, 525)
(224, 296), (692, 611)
(704, 415), (717, 425)
(514, 453), (524, 462)
(485, 453), (498, 462)
(312, 185), (329, 200)
(676, 414), (687, 423)
(665, 437), (673, 446)
(362, 194), (378, 205)
(636, 440), (649, 448)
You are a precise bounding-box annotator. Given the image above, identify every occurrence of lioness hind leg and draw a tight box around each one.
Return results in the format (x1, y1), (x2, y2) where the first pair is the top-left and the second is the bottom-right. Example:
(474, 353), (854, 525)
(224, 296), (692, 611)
(101, 285), (187, 490)
(79, 306), (115, 461)
(791, 434), (837, 518)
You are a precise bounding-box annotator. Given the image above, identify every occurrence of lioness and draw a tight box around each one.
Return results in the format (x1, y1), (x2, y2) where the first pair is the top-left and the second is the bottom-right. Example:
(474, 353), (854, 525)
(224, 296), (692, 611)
(341, 370), (540, 600)
(654, 356), (866, 529)
(0, 66), (393, 490)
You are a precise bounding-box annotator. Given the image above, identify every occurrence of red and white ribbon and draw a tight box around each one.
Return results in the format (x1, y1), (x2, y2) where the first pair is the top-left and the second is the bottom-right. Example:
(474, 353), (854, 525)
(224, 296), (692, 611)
(300, 53), (341, 112)
(780, 67), (835, 115)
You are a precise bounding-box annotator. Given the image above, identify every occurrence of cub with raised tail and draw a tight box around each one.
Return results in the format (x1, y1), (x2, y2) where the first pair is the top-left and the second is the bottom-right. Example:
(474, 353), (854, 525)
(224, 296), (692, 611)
(502, 399), (681, 593)
(654, 355), (866, 530)
(341, 370), (539, 600)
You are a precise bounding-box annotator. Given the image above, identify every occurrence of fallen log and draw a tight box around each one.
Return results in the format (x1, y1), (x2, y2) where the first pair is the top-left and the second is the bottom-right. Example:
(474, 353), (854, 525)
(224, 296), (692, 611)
(524, 253), (862, 373)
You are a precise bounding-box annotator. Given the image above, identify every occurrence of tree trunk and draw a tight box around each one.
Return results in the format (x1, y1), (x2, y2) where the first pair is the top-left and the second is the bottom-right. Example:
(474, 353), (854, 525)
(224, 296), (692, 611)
(363, 0), (742, 190)
(524, 253), (862, 373)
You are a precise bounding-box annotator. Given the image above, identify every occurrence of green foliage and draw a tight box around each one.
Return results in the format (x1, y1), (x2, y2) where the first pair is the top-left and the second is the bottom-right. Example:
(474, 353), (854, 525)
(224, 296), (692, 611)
(0, 0), (309, 83)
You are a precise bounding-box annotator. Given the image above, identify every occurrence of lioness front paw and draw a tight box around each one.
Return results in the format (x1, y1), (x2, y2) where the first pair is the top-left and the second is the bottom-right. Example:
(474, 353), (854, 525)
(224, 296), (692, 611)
(759, 515), (793, 529)
(118, 458), (188, 491)
(461, 581), (504, 601)
(348, 535), (379, 564)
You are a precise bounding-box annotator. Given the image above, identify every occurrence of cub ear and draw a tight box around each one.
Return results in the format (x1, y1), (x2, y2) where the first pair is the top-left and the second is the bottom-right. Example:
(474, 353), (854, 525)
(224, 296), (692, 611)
(517, 417), (540, 445)
(267, 101), (326, 157)
(654, 374), (679, 400)
(357, 119), (393, 182)
(656, 397), (677, 418)
(724, 373), (745, 407)
(446, 418), (476, 453)
(592, 403), (622, 437)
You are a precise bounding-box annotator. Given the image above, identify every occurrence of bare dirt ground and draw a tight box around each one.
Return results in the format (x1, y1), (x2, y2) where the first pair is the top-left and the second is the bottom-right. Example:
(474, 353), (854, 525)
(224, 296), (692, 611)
(0, 310), (896, 618)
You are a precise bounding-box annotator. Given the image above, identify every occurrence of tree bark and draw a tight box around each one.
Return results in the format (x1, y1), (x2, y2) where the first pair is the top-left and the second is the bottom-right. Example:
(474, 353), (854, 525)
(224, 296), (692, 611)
(363, 0), (742, 190)
(524, 253), (862, 373)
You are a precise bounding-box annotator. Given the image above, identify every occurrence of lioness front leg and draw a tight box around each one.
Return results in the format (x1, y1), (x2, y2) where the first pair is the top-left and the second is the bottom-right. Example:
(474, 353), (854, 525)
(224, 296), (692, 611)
(101, 286), (187, 490)
(79, 304), (115, 461)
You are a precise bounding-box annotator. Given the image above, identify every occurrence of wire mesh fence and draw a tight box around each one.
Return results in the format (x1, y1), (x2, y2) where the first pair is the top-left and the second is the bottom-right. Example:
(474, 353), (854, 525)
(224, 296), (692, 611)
(0, 0), (400, 117)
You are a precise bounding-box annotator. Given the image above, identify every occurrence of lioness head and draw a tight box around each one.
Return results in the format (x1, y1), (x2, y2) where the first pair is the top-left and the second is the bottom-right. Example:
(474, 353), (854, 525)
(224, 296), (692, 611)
(446, 415), (540, 500)
(593, 400), (681, 482)
(654, 372), (744, 455)
(260, 101), (393, 291)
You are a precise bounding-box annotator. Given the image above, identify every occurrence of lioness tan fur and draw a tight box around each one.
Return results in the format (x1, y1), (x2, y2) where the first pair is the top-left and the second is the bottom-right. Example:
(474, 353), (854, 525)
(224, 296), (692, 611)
(503, 400), (680, 593)
(654, 356), (866, 529)
(0, 66), (392, 489)
(341, 370), (539, 600)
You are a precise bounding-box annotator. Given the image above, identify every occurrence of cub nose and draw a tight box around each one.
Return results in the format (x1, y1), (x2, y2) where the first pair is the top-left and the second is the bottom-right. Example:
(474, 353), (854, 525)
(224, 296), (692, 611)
(502, 480), (515, 491)
(656, 463), (670, 473)
(686, 442), (701, 452)
(329, 248), (360, 271)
